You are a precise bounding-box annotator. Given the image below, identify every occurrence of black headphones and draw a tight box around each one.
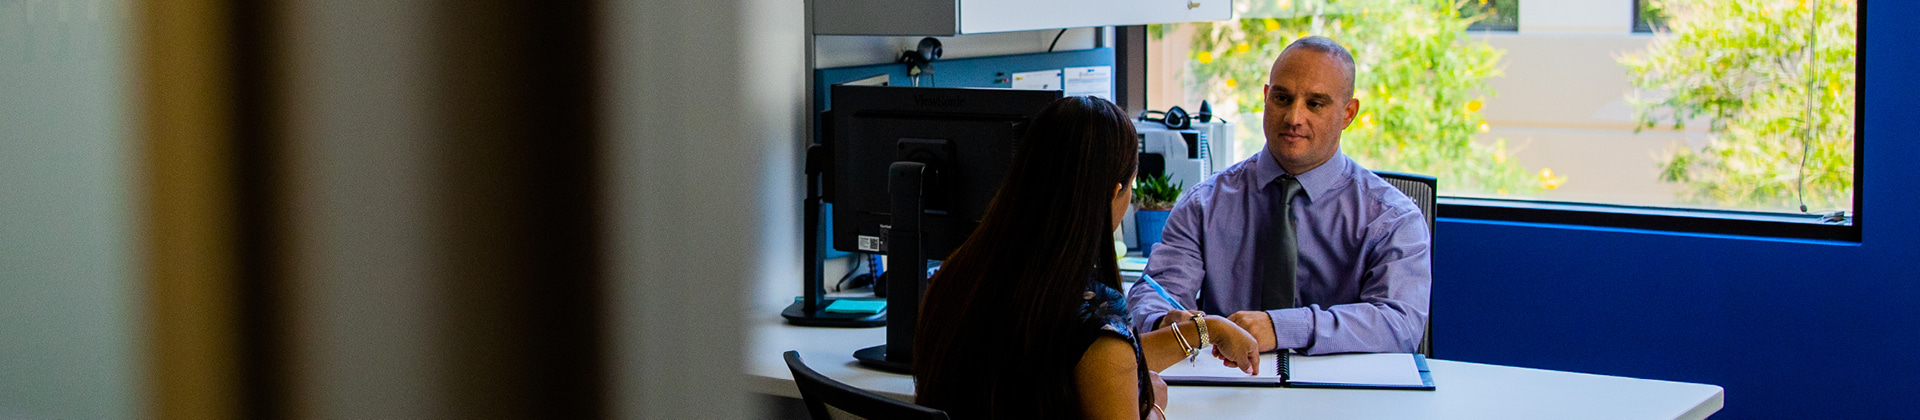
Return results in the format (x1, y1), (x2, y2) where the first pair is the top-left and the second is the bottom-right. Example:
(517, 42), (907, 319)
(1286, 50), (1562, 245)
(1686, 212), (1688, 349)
(1138, 100), (1216, 130)
(1139, 106), (1192, 129)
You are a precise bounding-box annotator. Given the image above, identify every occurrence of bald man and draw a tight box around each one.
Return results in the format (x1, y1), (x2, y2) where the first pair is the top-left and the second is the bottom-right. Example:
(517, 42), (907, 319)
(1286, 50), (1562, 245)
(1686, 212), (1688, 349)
(1126, 36), (1431, 355)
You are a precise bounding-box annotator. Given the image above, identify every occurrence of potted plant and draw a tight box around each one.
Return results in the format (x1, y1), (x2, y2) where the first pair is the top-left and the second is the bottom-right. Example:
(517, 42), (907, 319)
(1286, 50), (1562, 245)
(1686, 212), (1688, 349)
(1132, 174), (1184, 255)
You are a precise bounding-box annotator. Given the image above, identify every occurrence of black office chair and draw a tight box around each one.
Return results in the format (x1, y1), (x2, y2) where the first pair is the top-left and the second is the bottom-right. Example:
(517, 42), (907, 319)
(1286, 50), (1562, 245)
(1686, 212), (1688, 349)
(784, 350), (950, 420)
(1373, 170), (1436, 359)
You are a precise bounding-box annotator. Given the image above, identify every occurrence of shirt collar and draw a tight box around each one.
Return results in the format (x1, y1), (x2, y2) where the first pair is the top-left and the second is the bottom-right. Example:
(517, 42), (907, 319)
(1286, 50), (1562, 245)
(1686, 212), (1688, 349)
(1254, 148), (1353, 202)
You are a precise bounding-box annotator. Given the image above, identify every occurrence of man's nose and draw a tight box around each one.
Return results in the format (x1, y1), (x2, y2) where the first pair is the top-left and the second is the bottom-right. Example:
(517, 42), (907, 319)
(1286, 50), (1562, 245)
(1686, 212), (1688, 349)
(1286, 103), (1311, 126)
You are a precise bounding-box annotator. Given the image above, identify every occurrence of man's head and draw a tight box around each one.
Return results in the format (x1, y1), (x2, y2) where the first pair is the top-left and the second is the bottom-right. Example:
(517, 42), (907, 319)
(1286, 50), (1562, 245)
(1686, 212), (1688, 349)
(1263, 36), (1359, 175)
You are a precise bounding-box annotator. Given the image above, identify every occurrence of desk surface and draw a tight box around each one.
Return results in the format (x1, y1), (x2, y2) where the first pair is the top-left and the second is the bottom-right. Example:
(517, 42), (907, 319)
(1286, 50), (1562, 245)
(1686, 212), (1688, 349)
(748, 303), (1723, 420)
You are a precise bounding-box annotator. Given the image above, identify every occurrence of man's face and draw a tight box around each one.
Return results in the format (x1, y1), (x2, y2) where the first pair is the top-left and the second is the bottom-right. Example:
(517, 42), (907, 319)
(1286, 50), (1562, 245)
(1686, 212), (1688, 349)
(1262, 49), (1360, 175)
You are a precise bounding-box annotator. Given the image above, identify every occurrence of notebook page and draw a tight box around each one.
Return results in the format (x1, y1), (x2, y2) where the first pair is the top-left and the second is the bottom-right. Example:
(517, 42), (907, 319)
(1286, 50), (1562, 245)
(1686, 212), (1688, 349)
(1158, 348), (1279, 381)
(1287, 353), (1425, 387)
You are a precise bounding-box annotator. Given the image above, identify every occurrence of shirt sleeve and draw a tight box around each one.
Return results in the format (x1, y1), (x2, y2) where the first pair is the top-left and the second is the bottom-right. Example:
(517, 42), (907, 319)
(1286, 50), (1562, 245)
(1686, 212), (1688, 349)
(1267, 204), (1432, 354)
(1125, 184), (1211, 335)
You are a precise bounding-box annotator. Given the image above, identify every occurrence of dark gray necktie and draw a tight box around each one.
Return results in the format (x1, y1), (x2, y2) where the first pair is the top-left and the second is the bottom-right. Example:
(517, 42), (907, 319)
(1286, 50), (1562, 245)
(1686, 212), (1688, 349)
(1262, 175), (1302, 310)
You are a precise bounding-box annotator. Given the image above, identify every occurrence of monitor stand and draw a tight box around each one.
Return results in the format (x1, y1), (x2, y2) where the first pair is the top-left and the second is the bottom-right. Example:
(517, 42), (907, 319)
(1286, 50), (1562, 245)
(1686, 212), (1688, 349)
(853, 161), (930, 375)
(783, 144), (886, 328)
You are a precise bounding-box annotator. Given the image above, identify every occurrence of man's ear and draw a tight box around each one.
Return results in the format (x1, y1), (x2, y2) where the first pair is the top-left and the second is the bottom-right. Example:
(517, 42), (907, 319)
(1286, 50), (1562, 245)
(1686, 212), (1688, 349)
(1341, 97), (1362, 129)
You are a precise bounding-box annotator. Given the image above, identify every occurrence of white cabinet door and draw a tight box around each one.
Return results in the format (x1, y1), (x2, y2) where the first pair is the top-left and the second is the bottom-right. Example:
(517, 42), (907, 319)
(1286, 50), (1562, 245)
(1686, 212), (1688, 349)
(960, 0), (1231, 34)
(814, 0), (1232, 36)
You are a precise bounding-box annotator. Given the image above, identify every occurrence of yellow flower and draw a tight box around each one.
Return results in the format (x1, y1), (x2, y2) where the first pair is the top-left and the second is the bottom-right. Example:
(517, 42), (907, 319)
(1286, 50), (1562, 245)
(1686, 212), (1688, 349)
(1466, 100), (1483, 112)
(1235, 43), (1250, 54)
(1496, 188), (1508, 195)
(1494, 145), (1505, 164)
(1298, 31), (1311, 39)
(1478, 122), (1490, 133)
(1196, 51), (1213, 64)
(1360, 113), (1373, 128)
(1225, 78), (1237, 88)
(1539, 168), (1565, 190)
(1799, 0), (1809, 10)
(1264, 18), (1281, 32)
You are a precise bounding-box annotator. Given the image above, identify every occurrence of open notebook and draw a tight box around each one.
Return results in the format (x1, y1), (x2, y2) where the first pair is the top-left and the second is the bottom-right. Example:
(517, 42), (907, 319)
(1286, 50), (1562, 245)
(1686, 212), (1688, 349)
(1160, 349), (1435, 390)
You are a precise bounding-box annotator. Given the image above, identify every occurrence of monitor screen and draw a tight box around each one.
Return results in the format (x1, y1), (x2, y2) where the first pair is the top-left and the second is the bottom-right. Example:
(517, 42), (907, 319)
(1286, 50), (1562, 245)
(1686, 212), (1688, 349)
(827, 85), (1062, 260)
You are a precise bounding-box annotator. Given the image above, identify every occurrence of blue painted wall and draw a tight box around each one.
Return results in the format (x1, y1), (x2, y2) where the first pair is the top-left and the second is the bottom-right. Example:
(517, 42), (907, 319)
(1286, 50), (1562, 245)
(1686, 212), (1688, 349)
(1433, 3), (1917, 419)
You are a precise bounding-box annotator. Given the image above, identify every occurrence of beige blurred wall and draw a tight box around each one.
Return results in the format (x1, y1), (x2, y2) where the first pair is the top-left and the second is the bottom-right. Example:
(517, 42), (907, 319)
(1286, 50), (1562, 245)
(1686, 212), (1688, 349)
(0, 0), (140, 418)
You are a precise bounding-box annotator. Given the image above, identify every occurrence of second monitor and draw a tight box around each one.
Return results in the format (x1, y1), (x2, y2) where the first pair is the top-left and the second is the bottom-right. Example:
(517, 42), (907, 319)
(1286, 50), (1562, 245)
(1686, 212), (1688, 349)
(828, 85), (1062, 373)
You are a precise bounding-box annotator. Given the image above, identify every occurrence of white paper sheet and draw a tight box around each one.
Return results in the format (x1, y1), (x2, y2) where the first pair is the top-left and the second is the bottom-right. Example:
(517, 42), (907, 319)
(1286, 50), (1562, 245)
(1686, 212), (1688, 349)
(1063, 66), (1113, 101)
(1159, 349), (1281, 384)
(1159, 349), (1426, 388)
(1012, 70), (1062, 90)
(1288, 353), (1427, 387)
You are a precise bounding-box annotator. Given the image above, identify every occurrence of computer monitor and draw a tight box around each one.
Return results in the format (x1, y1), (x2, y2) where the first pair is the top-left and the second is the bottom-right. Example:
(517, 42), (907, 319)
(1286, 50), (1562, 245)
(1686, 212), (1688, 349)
(828, 85), (1061, 373)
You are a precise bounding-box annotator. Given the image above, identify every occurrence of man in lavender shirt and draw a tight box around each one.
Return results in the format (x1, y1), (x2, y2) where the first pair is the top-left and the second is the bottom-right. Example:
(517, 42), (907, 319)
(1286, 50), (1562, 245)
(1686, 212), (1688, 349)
(1127, 37), (1431, 355)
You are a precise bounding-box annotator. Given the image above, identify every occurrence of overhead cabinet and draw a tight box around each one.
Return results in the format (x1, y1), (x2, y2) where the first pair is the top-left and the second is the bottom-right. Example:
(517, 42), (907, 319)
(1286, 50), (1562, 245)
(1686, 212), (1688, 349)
(814, 0), (1233, 35)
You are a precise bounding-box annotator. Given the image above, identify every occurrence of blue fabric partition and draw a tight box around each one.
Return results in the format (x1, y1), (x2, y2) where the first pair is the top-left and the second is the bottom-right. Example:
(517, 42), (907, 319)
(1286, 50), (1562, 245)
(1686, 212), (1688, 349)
(1433, 3), (1918, 419)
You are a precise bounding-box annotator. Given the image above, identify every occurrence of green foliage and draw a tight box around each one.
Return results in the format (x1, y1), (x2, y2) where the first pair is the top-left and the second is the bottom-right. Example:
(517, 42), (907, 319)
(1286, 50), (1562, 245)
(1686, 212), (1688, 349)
(1621, 0), (1855, 212)
(1461, 0), (1519, 30)
(1133, 174), (1185, 210)
(1161, 0), (1540, 195)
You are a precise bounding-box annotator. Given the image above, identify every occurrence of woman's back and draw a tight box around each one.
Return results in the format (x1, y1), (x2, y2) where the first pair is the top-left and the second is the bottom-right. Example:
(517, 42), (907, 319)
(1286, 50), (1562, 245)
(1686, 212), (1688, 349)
(911, 96), (1145, 419)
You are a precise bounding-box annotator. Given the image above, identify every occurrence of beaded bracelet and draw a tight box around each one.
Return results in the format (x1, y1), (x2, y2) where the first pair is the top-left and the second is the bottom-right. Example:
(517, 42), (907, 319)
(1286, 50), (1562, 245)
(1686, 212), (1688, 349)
(1191, 314), (1209, 351)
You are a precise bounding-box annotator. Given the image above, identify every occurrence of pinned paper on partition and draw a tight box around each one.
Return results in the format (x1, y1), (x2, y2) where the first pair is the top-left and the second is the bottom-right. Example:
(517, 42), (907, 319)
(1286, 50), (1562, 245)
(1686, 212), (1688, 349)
(1012, 70), (1062, 90)
(1064, 66), (1113, 101)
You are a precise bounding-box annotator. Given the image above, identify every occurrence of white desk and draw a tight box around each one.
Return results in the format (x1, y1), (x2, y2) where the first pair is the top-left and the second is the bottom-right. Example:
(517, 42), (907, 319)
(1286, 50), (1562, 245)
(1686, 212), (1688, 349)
(747, 302), (1723, 420)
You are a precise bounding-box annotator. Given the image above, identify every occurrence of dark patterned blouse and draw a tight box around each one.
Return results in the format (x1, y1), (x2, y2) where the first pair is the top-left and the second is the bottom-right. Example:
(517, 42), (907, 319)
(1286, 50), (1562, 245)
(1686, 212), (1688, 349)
(1077, 279), (1152, 419)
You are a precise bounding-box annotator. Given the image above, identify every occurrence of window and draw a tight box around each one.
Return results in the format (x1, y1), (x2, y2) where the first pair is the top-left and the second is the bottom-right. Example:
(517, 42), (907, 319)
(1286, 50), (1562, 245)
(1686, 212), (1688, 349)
(1634, 0), (1671, 33)
(1465, 0), (1520, 32)
(1143, 0), (1859, 240)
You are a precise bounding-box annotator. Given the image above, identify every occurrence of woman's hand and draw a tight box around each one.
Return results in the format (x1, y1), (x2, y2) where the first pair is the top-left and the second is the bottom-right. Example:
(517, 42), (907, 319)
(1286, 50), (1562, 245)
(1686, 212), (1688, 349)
(1204, 315), (1260, 375)
(1147, 371), (1169, 420)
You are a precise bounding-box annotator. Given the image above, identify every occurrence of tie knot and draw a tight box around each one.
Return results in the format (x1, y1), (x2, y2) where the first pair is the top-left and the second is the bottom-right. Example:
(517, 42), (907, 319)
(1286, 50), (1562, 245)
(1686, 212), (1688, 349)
(1277, 175), (1303, 201)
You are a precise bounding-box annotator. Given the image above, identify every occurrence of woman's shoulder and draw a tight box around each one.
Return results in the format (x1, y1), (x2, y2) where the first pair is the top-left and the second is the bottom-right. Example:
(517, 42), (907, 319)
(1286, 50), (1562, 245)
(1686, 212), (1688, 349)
(1079, 281), (1134, 339)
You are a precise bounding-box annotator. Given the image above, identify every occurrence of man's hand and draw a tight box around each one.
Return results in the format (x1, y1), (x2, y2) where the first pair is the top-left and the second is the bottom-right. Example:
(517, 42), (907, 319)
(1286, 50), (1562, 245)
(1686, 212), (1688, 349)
(1155, 309), (1201, 330)
(1228, 311), (1278, 353)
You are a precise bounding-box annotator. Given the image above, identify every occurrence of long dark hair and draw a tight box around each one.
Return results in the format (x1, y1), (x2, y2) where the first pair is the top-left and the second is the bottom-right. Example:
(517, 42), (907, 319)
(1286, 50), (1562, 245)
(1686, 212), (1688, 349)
(913, 96), (1140, 419)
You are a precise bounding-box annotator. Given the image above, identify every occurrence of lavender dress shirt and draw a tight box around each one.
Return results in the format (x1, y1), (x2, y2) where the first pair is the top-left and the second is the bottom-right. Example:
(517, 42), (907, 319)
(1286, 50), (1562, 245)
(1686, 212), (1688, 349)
(1126, 149), (1431, 354)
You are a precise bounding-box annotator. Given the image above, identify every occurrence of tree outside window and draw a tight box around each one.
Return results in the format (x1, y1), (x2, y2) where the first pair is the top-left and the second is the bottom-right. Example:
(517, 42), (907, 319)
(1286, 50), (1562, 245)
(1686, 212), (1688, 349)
(1155, 0), (1542, 196)
(1621, 0), (1856, 214)
(1151, 0), (1857, 217)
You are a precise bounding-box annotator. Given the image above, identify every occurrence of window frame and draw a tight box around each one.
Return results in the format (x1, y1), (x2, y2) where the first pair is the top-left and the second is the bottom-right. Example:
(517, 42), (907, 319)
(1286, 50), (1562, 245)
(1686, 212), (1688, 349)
(1115, 1), (1866, 242)
(1633, 0), (1670, 33)
(1465, 0), (1520, 32)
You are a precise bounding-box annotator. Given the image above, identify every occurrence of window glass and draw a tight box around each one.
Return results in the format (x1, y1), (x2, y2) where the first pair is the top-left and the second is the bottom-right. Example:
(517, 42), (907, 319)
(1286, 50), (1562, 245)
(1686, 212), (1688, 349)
(1465, 0), (1519, 31)
(1146, 0), (1856, 218)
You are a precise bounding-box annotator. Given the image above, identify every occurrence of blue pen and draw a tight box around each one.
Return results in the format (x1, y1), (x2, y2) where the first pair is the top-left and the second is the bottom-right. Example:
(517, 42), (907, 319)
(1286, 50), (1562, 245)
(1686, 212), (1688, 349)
(1138, 272), (1187, 311)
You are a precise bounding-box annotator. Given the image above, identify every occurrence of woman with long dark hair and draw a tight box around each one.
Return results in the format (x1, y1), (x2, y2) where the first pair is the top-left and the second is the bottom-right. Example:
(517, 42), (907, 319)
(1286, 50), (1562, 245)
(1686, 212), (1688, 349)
(913, 96), (1260, 419)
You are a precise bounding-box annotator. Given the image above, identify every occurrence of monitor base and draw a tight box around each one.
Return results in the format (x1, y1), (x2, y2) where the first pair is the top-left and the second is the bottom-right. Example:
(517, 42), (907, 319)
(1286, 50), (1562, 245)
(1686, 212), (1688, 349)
(854, 345), (911, 374)
(781, 300), (886, 328)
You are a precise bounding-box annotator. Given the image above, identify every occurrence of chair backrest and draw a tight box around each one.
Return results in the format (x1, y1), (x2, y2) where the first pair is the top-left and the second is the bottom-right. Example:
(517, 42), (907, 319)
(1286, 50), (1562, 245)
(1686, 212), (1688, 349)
(784, 351), (951, 420)
(1371, 170), (1436, 359)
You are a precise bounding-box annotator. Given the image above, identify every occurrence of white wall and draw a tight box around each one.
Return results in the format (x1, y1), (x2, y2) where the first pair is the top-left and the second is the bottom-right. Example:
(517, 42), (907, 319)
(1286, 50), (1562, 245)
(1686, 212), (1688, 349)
(604, 0), (805, 417)
(1474, 32), (1705, 205)
(814, 27), (1102, 69)
(0, 0), (139, 418)
(1518, 0), (1634, 34)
